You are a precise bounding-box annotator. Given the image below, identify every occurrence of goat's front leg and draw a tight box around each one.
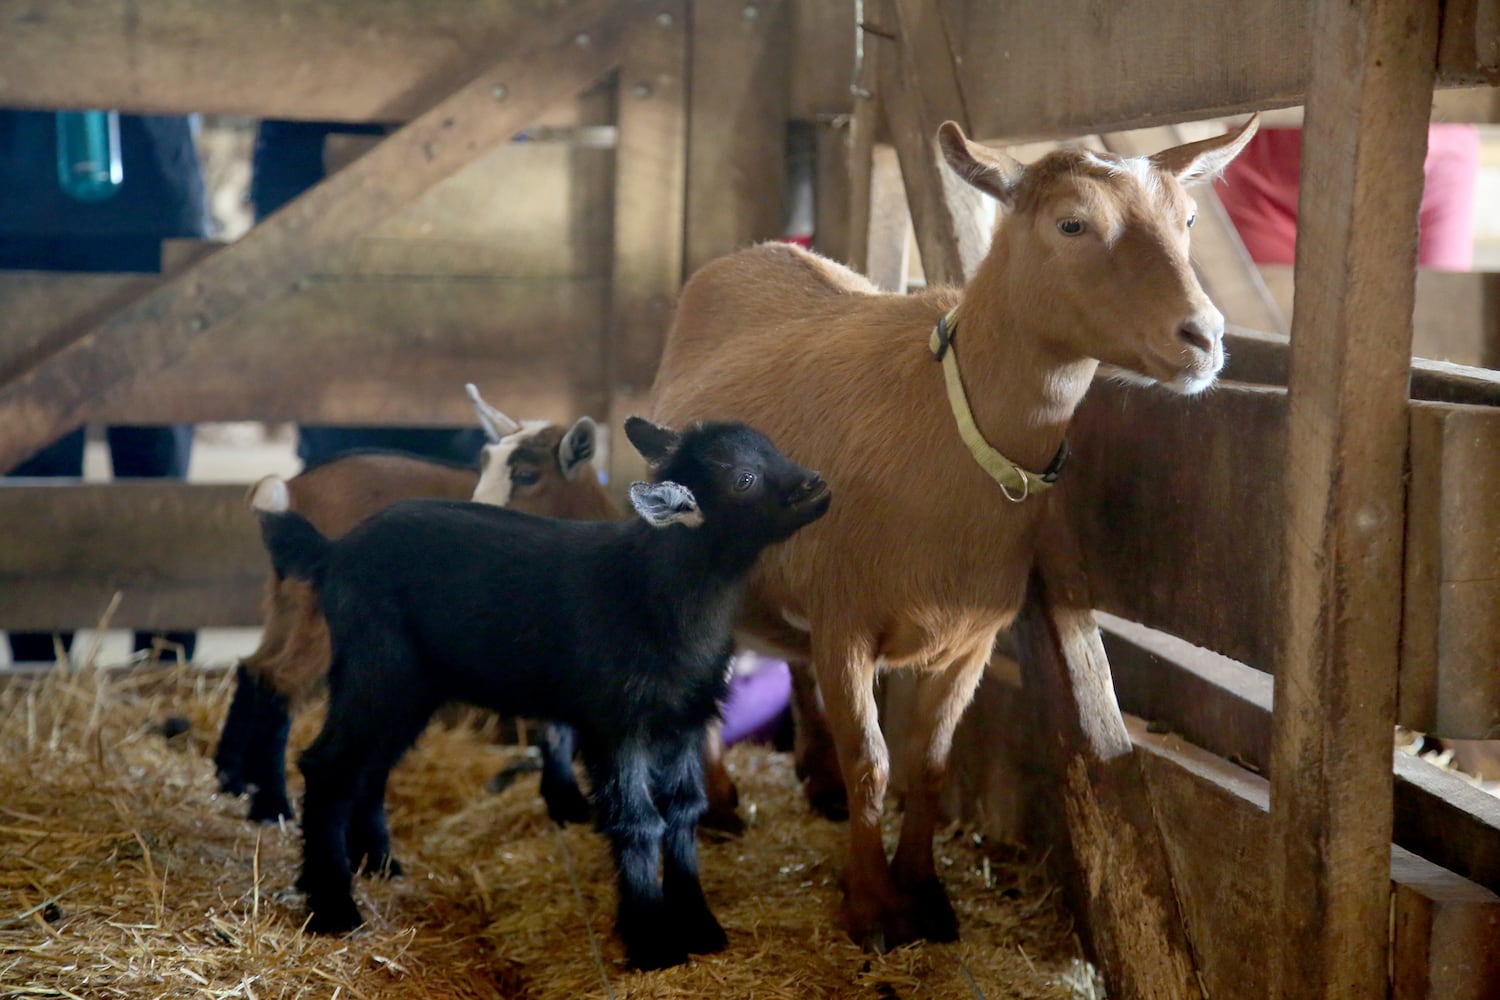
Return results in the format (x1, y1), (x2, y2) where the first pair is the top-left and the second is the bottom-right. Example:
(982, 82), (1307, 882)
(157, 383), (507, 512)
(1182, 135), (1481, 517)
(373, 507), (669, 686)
(652, 729), (728, 955)
(590, 743), (682, 970)
(814, 633), (915, 951)
(889, 634), (995, 943)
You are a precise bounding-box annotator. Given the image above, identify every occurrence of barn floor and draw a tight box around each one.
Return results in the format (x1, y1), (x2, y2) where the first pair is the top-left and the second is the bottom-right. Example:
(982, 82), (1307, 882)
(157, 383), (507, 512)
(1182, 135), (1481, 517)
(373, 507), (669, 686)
(0, 661), (1100, 999)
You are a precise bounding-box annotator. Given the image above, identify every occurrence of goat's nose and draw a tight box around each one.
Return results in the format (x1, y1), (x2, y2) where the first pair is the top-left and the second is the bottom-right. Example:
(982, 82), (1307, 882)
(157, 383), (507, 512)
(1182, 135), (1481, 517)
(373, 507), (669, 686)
(1177, 319), (1218, 355)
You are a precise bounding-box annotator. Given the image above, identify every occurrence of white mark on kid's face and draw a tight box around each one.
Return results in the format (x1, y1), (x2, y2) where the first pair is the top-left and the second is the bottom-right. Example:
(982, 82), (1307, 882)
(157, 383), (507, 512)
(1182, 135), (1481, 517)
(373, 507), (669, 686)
(471, 421), (550, 507)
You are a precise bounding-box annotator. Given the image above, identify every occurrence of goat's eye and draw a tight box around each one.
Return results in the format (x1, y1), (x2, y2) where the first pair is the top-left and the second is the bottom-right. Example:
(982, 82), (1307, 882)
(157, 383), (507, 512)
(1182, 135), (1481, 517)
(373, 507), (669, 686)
(511, 467), (541, 487)
(1186, 211), (1197, 228)
(733, 471), (756, 493)
(1057, 218), (1085, 237)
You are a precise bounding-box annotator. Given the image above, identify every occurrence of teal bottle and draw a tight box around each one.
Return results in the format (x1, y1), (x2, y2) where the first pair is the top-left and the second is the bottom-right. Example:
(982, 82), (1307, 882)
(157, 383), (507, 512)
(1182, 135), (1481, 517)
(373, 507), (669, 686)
(55, 110), (123, 202)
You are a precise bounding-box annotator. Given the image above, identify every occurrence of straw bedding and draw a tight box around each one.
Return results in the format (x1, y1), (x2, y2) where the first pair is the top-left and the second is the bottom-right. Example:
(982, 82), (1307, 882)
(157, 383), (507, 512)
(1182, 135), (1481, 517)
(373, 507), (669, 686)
(0, 661), (1099, 999)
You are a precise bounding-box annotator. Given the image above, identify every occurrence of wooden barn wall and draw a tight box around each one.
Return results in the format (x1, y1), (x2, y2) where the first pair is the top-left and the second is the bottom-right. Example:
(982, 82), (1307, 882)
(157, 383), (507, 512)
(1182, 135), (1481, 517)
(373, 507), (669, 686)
(0, 1), (1492, 132)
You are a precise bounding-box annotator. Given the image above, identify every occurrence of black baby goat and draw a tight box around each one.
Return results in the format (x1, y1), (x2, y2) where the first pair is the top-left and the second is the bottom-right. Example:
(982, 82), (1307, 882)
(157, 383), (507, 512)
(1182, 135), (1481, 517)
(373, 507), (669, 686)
(258, 416), (830, 970)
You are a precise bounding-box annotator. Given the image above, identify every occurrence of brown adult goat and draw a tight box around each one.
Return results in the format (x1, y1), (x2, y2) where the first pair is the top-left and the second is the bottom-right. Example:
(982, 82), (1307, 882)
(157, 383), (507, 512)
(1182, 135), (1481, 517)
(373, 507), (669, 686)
(650, 117), (1259, 948)
(213, 386), (616, 822)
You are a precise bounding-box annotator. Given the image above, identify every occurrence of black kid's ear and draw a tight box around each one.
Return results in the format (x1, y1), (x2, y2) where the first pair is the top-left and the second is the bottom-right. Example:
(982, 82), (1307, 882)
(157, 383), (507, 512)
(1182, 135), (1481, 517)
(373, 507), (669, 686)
(624, 416), (681, 465)
(559, 417), (597, 479)
(628, 481), (703, 528)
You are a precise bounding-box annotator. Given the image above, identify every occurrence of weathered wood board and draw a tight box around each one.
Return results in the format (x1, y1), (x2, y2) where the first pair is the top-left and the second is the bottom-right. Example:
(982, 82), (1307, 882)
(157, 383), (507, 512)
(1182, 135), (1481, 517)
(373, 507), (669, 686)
(0, 484), (264, 631)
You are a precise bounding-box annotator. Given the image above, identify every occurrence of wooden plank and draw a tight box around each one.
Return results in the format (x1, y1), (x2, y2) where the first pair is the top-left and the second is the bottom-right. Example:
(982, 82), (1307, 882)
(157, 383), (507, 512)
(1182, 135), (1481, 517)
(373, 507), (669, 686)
(1438, 0), (1500, 83)
(1403, 402), (1500, 738)
(1064, 380), (1287, 673)
(0, 484), (264, 631)
(864, 145), (911, 291)
(843, 16), (884, 278)
(1269, 2), (1439, 990)
(0, 274), (148, 394)
(86, 277), (607, 428)
(1101, 614), (1500, 897)
(1223, 325), (1500, 407)
(1098, 126), (1287, 334)
(1132, 716), (1500, 1000)
(788, 0), (857, 119)
(811, 119), (855, 265)
(0, 1), (619, 122)
(879, 0), (987, 286)
(0, 0), (632, 473)
(610, 0), (688, 489)
(1012, 517), (1202, 1000)
(1259, 267), (1500, 369)
(1392, 849), (1500, 1000)
(683, 0), (790, 276)
(346, 142), (615, 280)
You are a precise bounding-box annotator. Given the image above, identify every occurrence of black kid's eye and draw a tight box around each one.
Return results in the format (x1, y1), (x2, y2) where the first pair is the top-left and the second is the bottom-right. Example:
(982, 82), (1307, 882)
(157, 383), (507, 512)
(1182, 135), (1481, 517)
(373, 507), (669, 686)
(1057, 218), (1085, 237)
(733, 471), (756, 492)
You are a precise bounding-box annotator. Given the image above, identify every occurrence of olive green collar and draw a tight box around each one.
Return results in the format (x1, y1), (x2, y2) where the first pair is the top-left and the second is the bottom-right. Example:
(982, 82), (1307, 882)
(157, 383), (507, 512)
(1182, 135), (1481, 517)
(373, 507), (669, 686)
(929, 307), (1068, 501)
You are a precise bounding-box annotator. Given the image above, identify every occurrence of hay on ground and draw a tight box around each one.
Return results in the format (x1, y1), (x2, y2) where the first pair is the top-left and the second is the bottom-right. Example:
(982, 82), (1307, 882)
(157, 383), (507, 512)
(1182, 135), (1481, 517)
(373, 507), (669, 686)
(0, 661), (1099, 999)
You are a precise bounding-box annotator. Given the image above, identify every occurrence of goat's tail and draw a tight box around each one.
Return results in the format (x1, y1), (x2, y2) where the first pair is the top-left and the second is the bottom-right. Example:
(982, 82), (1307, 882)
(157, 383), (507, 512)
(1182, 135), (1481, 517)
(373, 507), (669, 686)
(258, 510), (331, 586)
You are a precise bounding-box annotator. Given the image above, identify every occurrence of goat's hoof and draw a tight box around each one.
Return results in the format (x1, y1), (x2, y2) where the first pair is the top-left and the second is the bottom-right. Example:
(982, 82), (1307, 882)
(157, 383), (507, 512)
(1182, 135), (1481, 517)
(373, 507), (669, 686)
(901, 878), (960, 943)
(247, 795), (294, 824)
(625, 937), (691, 971)
(699, 802), (745, 837)
(679, 914), (728, 955)
(804, 784), (849, 823)
(542, 789), (592, 826)
(305, 900), (364, 935)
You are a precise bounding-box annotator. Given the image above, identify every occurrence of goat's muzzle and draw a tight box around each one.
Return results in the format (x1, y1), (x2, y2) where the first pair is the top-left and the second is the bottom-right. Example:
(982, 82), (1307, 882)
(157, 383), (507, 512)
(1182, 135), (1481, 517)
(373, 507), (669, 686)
(787, 473), (830, 510)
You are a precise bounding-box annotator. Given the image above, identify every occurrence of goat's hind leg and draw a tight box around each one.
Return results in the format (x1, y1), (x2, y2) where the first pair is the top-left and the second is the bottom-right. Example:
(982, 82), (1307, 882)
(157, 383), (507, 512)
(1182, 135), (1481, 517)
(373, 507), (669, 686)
(346, 762), (404, 878)
(889, 636), (995, 943)
(297, 660), (432, 934)
(589, 743), (683, 970)
(653, 728), (727, 955)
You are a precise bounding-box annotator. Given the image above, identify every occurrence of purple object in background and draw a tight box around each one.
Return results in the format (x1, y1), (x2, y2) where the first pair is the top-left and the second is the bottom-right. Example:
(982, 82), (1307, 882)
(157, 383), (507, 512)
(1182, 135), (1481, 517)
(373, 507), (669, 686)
(720, 654), (791, 746)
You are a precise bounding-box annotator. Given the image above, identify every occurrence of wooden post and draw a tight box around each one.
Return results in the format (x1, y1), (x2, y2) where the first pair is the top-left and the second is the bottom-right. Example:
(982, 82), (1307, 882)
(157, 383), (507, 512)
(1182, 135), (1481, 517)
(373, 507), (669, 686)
(606, 0), (688, 491)
(1268, 1), (1441, 996)
(683, 0), (789, 276)
(879, 0), (987, 286)
(0, 0), (635, 472)
(1012, 512), (1203, 1000)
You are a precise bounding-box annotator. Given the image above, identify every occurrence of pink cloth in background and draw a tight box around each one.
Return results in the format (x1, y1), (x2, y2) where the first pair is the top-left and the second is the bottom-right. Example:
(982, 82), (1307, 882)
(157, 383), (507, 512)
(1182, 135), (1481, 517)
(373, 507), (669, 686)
(1216, 124), (1481, 272)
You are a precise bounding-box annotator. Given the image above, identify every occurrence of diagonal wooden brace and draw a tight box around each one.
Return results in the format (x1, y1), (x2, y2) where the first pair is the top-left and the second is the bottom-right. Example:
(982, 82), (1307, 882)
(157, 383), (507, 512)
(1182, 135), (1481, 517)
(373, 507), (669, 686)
(0, 0), (643, 471)
(1012, 505), (1204, 1000)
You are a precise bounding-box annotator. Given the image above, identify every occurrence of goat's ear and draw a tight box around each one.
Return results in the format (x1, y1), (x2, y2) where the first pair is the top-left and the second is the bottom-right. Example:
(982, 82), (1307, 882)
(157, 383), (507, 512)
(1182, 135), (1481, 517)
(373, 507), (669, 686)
(629, 481), (703, 528)
(624, 416), (681, 465)
(937, 121), (1025, 207)
(466, 383), (522, 444)
(558, 417), (597, 479)
(1150, 114), (1260, 185)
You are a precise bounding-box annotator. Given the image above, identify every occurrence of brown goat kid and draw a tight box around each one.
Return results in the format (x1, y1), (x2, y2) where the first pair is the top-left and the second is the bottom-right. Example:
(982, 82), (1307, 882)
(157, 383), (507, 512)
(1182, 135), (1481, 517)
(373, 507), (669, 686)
(650, 118), (1259, 948)
(213, 387), (617, 822)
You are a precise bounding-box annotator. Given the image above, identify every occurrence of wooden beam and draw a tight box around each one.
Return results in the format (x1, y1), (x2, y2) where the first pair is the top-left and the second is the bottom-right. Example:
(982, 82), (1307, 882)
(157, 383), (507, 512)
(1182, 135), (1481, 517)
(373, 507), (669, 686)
(0, 1), (617, 122)
(1100, 614), (1500, 897)
(788, 0), (857, 119)
(1064, 381), (1288, 674)
(1223, 326), (1500, 407)
(1437, 0), (1500, 83)
(683, 0), (790, 276)
(1402, 402), (1500, 738)
(0, 0), (634, 473)
(1012, 516), (1202, 1000)
(864, 145), (911, 292)
(878, 0), (988, 286)
(1131, 715), (1500, 1000)
(843, 17), (884, 278)
(811, 119), (855, 265)
(1270, 2), (1444, 989)
(0, 484), (263, 631)
(609, 0), (688, 490)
